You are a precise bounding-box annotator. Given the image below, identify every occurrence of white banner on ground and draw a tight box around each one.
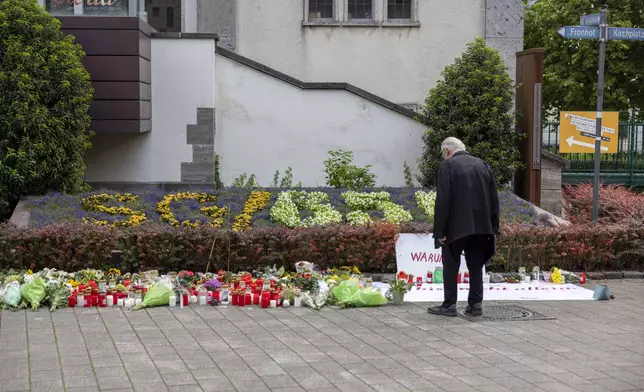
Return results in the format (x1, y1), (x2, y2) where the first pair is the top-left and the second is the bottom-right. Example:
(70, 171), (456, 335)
(372, 282), (595, 301)
(396, 233), (481, 278)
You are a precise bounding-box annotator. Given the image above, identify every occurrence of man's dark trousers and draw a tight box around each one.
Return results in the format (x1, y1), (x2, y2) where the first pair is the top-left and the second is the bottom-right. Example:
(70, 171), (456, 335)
(442, 234), (494, 307)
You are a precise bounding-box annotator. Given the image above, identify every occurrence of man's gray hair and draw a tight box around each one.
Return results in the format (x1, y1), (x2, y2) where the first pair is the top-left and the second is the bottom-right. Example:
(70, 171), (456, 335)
(441, 137), (466, 152)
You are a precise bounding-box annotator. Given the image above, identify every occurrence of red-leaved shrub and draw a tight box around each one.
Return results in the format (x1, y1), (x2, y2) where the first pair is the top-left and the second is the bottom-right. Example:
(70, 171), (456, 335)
(563, 183), (644, 225)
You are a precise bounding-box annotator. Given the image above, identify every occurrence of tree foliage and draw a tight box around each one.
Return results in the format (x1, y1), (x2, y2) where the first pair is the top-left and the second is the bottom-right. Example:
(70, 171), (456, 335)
(417, 38), (522, 187)
(0, 0), (93, 217)
(525, 0), (644, 116)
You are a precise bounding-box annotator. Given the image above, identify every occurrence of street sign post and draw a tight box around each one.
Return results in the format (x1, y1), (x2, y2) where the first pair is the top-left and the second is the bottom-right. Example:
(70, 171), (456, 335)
(557, 26), (599, 39)
(559, 111), (619, 154)
(581, 13), (601, 26)
(608, 27), (644, 41)
(557, 7), (643, 223)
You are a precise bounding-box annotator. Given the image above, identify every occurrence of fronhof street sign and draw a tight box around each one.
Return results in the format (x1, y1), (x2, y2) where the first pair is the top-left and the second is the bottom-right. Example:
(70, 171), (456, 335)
(559, 111), (619, 154)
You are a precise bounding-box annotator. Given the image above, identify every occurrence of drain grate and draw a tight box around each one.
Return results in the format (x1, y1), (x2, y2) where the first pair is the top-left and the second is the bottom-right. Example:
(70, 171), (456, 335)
(457, 304), (555, 322)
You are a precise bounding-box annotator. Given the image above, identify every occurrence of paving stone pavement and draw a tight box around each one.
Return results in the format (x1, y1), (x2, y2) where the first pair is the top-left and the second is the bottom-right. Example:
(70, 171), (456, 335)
(1, 280), (643, 392)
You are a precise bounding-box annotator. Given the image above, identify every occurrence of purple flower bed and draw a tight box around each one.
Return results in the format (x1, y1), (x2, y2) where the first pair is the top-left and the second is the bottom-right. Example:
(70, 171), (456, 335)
(25, 188), (541, 228)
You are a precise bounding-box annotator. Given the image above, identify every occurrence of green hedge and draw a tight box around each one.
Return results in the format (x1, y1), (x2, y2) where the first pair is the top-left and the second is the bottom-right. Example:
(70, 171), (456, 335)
(1, 222), (642, 273)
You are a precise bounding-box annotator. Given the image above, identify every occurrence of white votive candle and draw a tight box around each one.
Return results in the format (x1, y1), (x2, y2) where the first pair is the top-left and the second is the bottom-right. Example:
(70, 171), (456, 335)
(117, 298), (124, 307)
(190, 295), (197, 304)
(294, 297), (302, 308)
(168, 295), (176, 307)
(106, 296), (114, 307)
(135, 298), (142, 306)
(270, 300), (277, 308)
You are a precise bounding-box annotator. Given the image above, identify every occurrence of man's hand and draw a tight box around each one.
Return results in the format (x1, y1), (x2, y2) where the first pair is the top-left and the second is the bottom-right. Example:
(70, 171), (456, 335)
(439, 237), (446, 244)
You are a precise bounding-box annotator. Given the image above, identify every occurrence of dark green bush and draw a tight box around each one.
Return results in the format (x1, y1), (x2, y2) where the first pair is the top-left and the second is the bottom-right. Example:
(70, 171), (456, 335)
(0, 0), (93, 218)
(417, 37), (522, 187)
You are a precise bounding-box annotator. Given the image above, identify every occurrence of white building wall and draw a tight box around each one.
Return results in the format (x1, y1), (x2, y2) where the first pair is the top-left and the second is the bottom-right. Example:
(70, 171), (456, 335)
(231, 0), (486, 106)
(84, 37), (216, 183)
(215, 54), (426, 187)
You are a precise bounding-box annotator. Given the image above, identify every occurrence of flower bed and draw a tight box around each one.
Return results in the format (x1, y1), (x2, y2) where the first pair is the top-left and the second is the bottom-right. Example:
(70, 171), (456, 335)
(25, 188), (542, 229)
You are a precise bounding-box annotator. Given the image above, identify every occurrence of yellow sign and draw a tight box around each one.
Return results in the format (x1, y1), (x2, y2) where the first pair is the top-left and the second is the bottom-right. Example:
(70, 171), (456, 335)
(559, 111), (618, 154)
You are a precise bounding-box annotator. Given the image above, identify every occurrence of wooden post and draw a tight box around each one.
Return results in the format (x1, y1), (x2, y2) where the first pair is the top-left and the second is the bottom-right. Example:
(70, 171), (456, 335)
(515, 48), (545, 206)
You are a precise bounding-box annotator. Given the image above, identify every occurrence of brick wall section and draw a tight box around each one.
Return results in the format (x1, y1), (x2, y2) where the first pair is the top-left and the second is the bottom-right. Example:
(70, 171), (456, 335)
(181, 108), (215, 183)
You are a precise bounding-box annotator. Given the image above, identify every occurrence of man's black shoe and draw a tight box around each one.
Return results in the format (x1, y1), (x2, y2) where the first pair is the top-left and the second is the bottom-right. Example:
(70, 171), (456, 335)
(427, 304), (457, 317)
(465, 303), (482, 316)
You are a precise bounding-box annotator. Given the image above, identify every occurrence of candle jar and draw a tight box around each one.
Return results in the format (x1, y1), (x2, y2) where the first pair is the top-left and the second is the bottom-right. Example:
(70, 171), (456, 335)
(269, 300), (277, 308)
(91, 294), (99, 307)
(198, 287), (207, 306)
(108, 279), (116, 289)
(190, 295), (198, 305)
(99, 280), (107, 292)
(99, 293), (107, 308)
(76, 293), (84, 308)
(263, 281), (270, 291)
(135, 290), (142, 302)
(117, 298), (124, 307)
(245, 293), (251, 306)
(214, 289), (221, 302)
(253, 292), (260, 305)
(238, 291), (245, 307)
(182, 292), (189, 306)
(106, 294), (114, 307)
(231, 291), (238, 306)
(457, 273), (462, 284)
(261, 296), (269, 308)
(294, 296), (302, 307)
(168, 295), (176, 307)
(68, 295), (76, 308)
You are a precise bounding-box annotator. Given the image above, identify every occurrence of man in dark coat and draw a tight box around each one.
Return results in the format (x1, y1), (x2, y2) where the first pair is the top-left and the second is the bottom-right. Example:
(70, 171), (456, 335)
(427, 137), (499, 317)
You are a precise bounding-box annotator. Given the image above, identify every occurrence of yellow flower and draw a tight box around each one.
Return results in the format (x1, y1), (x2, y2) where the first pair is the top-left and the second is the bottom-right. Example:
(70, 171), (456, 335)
(81, 193), (146, 227)
(156, 192), (227, 227)
(27, 269), (33, 275)
(68, 279), (79, 287)
(232, 191), (272, 231)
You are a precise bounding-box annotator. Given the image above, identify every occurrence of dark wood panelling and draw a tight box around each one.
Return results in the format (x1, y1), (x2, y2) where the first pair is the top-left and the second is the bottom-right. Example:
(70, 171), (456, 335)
(139, 31), (151, 61)
(93, 81), (150, 100)
(58, 16), (154, 36)
(59, 16), (154, 133)
(69, 29), (140, 55)
(84, 56), (142, 81)
(92, 119), (152, 133)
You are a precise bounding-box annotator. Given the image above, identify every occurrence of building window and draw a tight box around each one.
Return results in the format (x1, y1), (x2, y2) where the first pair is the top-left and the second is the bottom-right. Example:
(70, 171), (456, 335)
(387, 0), (412, 20)
(347, 0), (372, 20)
(308, 0), (333, 20)
(45, 0), (130, 16)
(146, 0), (181, 32)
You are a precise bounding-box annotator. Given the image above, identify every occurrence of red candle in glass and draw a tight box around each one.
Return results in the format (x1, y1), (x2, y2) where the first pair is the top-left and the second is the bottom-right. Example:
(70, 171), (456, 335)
(90, 295), (98, 307)
(182, 293), (189, 306)
(207, 291), (213, 304)
(261, 296), (269, 308)
(99, 294), (106, 308)
(238, 292), (245, 307)
(84, 296), (91, 308)
(253, 293), (260, 305)
(245, 293), (251, 306)
(68, 296), (76, 308)
(457, 273), (462, 284)
(232, 292), (238, 306)
(214, 290), (220, 302)
(256, 279), (263, 287)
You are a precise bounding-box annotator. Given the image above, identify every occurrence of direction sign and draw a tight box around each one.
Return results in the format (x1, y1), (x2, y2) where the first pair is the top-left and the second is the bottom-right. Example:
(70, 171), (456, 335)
(580, 13), (601, 26)
(557, 26), (600, 40)
(559, 112), (618, 154)
(608, 27), (644, 41)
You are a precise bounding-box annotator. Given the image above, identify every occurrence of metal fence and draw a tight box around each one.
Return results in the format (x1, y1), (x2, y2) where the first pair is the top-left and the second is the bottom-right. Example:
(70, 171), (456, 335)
(542, 116), (644, 187)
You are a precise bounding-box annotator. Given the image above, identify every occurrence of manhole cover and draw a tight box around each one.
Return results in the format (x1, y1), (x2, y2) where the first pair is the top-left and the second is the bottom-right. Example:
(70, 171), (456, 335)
(458, 304), (555, 322)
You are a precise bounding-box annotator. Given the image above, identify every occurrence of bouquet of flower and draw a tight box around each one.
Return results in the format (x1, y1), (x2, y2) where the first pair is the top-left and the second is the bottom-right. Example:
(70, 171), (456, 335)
(177, 270), (196, 288)
(389, 271), (413, 294)
(204, 278), (222, 291)
(550, 268), (579, 284)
